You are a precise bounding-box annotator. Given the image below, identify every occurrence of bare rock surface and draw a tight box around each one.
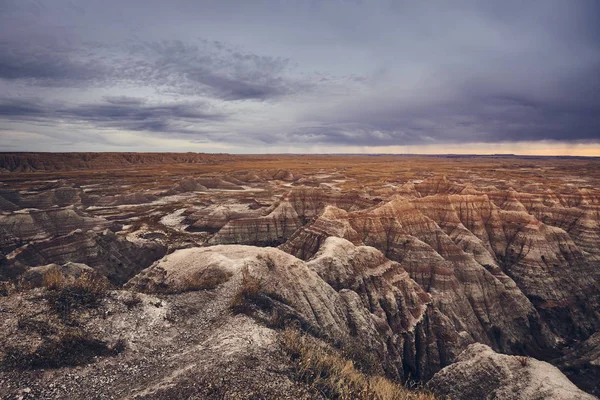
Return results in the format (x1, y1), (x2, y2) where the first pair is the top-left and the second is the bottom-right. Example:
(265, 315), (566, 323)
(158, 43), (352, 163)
(128, 238), (465, 381)
(427, 343), (597, 400)
(1, 230), (166, 284)
(0, 286), (317, 399)
(0, 208), (111, 256)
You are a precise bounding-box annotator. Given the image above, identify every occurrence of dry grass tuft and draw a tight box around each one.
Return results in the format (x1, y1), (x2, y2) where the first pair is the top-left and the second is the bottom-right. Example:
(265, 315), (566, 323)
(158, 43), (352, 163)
(1, 270), (123, 371)
(42, 266), (65, 290)
(279, 328), (437, 400)
(182, 268), (232, 292)
(516, 355), (530, 367)
(229, 269), (264, 314)
(43, 270), (108, 319)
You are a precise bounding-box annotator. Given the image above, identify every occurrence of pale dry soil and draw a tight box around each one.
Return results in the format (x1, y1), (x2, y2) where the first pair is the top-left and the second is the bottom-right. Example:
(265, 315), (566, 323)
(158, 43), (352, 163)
(0, 280), (318, 400)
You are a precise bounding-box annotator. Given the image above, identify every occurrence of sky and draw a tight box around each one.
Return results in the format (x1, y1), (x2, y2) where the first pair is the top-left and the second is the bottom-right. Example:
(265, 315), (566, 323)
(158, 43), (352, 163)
(1, 0), (599, 155)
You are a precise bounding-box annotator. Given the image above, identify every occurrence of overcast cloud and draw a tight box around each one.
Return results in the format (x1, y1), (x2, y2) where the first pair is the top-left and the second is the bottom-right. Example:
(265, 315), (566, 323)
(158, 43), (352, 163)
(1, 0), (599, 153)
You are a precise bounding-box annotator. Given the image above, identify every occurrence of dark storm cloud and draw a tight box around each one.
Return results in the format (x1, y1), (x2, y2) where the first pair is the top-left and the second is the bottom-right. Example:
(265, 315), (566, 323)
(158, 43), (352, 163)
(0, 96), (225, 134)
(288, 93), (600, 147)
(0, 0), (599, 151)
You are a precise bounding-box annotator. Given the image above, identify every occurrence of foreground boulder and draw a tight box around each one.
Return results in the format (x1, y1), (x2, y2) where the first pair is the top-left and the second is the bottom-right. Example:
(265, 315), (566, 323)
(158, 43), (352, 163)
(427, 343), (596, 400)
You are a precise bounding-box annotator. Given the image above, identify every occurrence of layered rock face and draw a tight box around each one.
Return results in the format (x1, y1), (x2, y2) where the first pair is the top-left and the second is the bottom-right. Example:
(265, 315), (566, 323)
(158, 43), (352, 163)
(209, 200), (302, 246)
(128, 238), (464, 381)
(1, 229), (166, 284)
(427, 343), (596, 400)
(163, 177), (208, 195)
(184, 200), (268, 233)
(0, 186), (81, 210)
(0, 208), (111, 256)
(281, 176), (600, 364)
(288, 188), (378, 222)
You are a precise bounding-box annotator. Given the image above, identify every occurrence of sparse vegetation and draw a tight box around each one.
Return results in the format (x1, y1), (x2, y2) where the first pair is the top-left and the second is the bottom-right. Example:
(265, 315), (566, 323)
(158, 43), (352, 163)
(43, 269), (108, 319)
(229, 268), (264, 314)
(279, 328), (437, 400)
(183, 268), (233, 292)
(2, 328), (124, 370)
(17, 315), (56, 335)
(0, 269), (125, 372)
(516, 355), (530, 367)
(42, 266), (65, 290)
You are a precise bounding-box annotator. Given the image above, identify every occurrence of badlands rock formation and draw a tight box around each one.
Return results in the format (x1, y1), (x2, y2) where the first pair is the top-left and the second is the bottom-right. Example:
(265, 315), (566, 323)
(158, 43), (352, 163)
(128, 238), (463, 381)
(0, 152), (236, 172)
(427, 343), (596, 400)
(209, 200), (302, 246)
(0, 208), (111, 256)
(283, 178), (600, 359)
(1, 154), (599, 399)
(0, 186), (81, 210)
(1, 229), (166, 284)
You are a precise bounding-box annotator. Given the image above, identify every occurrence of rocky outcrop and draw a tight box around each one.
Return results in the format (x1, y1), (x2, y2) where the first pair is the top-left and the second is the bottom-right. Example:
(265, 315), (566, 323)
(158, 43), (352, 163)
(280, 205), (361, 260)
(413, 194), (600, 341)
(209, 200), (301, 246)
(82, 192), (159, 207)
(272, 169), (295, 181)
(0, 186), (82, 210)
(280, 178), (600, 395)
(20, 187), (82, 209)
(427, 343), (596, 400)
(0, 208), (111, 256)
(288, 188), (378, 222)
(19, 262), (104, 288)
(1, 230), (166, 284)
(194, 176), (244, 190)
(128, 238), (465, 381)
(185, 203), (264, 233)
(163, 178), (208, 195)
(415, 176), (465, 197)
(282, 195), (565, 359)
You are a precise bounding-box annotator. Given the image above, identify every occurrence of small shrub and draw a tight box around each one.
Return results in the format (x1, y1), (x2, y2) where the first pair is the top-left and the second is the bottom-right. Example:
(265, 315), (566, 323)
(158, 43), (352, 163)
(178, 269), (232, 293)
(112, 337), (127, 354)
(42, 266), (65, 290)
(516, 355), (529, 367)
(44, 271), (108, 319)
(341, 338), (380, 376)
(229, 269), (263, 314)
(0, 281), (16, 296)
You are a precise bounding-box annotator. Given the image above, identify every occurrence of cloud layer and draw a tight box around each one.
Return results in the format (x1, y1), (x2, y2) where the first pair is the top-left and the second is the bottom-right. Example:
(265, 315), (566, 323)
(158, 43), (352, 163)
(1, 0), (599, 153)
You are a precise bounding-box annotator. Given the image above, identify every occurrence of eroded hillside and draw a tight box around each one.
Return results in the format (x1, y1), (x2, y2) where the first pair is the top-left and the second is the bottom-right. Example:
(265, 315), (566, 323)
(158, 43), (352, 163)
(1, 154), (599, 399)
